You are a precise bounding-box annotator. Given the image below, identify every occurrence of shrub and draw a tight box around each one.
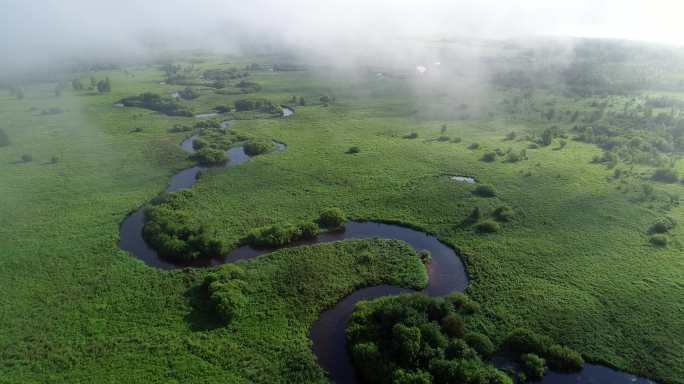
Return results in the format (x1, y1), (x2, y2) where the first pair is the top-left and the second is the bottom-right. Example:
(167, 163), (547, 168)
(468, 143), (480, 150)
(451, 137), (462, 143)
(493, 206), (514, 222)
(650, 234), (668, 247)
(475, 220), (499, 234)
(437, 136), (450, 142)
(520, 353), (546, 380)
(540, 127), (554, 146)
(205, 265), (247, 323)
(21, 153), (32, 163)
(191, 148), (228, 165)
(545, 344), (584, 372)
(481, 152), (497, 162)
(528, 143), (539, 149)
(464, 332), (495, 357)
(244, 139), (275, 156)
(444, 292), (480, 314)
(234, 99), (255, 111)
(504, 328), (553, 356)
(652, 168), (678, 183)
(506, 131), (516, 140)
(318, 207), (346, 229)
(298, 221), (320, 239)
(466, 207), (481, 223)
(473, 185), (496, 197)
(417, 250), (432, 264)
(245, 222), (319, 247)
(441, 314), (465, 338)
(505, 152), (520, 163)
(649, 217), (675, 234)
(404, 132), (419, 139)
(347, 146), (360, 154)
(192, 138), (209, 150)
(0, 128), (9, 147)
(178, 86), (199, 100)
(214, 105), (231, 113)
(50, 156), (59, 164)
(169, 124), (192, 133)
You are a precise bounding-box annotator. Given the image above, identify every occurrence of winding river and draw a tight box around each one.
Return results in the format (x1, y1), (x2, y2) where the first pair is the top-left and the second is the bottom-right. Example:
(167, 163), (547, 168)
(117, 112), (655, 384)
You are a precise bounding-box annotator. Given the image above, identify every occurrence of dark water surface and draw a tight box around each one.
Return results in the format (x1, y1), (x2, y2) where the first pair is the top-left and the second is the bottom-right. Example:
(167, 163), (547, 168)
(117, 114), (656, 384)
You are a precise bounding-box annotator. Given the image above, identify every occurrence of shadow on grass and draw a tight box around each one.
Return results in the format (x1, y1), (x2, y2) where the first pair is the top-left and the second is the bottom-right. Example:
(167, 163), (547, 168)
(183, 283), (225, 332)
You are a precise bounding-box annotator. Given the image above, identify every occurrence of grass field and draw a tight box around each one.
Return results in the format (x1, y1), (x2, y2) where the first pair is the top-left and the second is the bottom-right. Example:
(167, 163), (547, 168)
(0, 52), (683, 383)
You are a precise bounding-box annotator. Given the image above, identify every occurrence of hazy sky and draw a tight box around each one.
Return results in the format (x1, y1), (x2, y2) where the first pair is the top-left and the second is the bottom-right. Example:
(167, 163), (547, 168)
(1, 0), (683, 76)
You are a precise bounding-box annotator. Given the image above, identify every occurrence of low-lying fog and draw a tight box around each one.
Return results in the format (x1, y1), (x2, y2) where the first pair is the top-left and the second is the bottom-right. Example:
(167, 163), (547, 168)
(1, 0), (683, 82)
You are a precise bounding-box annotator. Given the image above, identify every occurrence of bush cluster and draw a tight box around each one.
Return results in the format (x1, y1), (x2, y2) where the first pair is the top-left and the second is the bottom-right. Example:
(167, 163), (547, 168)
(204, 265), (247, 323)
(347, 293), (511, 384)
(245, 222), (320, 247)
(650, 234), (668, 247)
(504, 328), (584, 373)
(318, 207), (346, 229)
(243, 139), (275, 156)
(143, 191), (223, 261)
(178, 86), (199, 100)
(120, 93), (192, 116)
(234, 98), (281, 114)
(652, 168), (678, 183)
(191, 148), (228, 165)
(649, 217), (675, 234)
(475, 220), (500, 234)
(493, 206), (514, 222)
(481, 152), (497, 162)
(417, 250), (432, 265)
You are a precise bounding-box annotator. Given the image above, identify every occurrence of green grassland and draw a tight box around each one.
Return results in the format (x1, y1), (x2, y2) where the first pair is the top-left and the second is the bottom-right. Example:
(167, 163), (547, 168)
(1, 50), (683, 383)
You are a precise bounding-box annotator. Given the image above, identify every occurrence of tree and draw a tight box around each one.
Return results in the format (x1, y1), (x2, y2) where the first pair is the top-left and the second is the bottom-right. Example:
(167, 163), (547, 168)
(97, 77), (111, 93)
(90, 76), (97, 88)
(440, 124), (447, 134)
(541, 127), (554, 146)
(393, 323), (422, 367)
(441, 314), (465, 338)
(464, 332), (494, 357)
(299, 96), (306, 106)
(392, 369), (432, 384)
(72, 78), (83, 91)
(520, 353), (546, 380)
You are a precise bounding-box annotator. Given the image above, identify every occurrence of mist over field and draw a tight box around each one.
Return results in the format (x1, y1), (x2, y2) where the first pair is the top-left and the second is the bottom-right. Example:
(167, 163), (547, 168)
(2, 0), (684, 79)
